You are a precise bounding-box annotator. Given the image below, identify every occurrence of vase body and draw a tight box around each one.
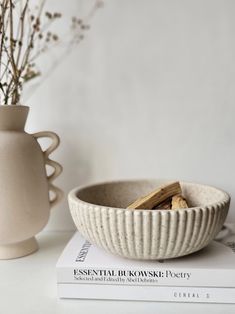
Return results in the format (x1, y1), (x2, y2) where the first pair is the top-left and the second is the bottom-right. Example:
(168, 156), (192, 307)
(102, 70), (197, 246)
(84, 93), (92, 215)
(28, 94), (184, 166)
(0, 105), (62, 259)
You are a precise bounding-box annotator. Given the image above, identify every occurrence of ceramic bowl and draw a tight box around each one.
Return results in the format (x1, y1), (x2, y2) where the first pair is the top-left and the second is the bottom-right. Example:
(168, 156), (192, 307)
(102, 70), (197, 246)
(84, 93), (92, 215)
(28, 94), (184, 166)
(68, 180), (230, 260)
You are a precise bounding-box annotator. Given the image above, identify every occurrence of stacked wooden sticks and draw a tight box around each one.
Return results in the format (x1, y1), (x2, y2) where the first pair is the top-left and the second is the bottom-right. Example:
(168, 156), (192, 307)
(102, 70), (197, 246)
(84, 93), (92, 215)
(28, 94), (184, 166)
(127, 181), (188, 210)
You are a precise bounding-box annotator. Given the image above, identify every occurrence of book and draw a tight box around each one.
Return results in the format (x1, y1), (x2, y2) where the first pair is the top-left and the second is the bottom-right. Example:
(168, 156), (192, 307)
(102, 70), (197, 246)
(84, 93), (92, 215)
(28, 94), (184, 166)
(56, 226), (235, 303)
(56, 231), (235, 287)
(58, 283), (235, 303)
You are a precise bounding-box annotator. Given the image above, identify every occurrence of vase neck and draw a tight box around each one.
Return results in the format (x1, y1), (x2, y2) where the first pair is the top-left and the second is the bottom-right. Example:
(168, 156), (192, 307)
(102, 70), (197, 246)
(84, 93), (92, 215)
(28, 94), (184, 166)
(0, 105), (29, 131)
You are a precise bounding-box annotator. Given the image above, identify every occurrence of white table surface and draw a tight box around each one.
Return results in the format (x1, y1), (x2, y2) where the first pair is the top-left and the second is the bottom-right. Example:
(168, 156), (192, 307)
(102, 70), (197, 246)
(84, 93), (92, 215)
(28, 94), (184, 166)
(1, 231), (235, 314)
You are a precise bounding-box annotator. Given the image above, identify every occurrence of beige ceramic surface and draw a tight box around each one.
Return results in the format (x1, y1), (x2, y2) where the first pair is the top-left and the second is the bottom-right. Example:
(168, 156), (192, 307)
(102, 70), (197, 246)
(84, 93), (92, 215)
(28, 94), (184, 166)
(0, 105), (63, 259)
(69, 180), (230, 260)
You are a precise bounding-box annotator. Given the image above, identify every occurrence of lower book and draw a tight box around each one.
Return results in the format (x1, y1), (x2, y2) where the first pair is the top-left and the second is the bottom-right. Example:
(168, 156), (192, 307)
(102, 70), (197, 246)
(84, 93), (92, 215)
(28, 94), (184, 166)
(57, 283), (235, 304)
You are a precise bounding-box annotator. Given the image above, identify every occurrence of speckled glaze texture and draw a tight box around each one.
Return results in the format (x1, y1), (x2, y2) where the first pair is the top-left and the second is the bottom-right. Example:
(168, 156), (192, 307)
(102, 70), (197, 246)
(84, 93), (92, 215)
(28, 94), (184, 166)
(68, 180), (230, 260)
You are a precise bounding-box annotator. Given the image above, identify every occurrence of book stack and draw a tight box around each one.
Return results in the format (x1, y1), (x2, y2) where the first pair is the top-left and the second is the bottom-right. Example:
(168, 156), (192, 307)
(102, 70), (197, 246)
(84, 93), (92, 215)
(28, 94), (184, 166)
(56, 227), (235, 303)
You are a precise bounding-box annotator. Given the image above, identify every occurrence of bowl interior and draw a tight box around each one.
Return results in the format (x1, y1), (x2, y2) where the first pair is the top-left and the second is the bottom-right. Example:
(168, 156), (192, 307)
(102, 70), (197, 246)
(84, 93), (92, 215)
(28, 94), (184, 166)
(75, 180), (228, 209)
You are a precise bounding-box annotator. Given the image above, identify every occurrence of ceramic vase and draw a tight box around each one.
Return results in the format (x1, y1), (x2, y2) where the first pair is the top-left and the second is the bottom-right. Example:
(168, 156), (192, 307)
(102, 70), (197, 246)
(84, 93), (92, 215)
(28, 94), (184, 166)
(0, 105), (63, 259)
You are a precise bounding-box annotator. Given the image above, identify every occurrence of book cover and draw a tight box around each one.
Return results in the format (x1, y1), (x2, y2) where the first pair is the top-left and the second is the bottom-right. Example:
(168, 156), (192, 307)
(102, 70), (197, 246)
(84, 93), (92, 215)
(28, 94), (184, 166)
(56, 227), (235, 288)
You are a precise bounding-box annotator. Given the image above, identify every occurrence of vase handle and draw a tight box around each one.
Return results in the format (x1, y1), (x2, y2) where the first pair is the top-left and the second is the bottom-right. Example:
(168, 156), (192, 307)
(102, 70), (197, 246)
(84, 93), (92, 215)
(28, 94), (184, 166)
(33, 131), (63, 208)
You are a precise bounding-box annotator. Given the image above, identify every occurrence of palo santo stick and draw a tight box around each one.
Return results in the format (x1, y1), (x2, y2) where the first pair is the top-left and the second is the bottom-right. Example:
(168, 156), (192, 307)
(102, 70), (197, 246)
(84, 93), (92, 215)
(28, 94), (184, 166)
(171, 195), (188, 210)
(127, 181), (181, 209)
(154, 197), (172, 210)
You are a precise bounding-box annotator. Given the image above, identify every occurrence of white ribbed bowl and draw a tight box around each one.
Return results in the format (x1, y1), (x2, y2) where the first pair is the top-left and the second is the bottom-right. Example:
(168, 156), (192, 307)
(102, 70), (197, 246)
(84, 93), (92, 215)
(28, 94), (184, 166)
(68, 180), (230, 260)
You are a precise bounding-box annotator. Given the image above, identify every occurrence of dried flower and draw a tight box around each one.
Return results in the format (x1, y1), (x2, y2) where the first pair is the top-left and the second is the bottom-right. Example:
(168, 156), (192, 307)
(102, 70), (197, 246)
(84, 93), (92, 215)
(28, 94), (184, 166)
(0, 0), (103, 105)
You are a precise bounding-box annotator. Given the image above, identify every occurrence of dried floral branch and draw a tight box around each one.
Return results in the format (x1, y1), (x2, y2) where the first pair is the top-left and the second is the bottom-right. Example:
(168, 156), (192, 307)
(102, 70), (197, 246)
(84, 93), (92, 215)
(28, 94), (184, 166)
(0, 0), (103, 105)
(0, 0), (8, 77)
(16, 0), (28, 67)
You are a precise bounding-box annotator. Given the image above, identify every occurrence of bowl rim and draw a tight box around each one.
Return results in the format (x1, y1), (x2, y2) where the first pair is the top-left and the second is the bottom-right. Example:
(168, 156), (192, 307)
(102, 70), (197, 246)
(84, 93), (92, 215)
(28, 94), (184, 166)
(68, 179), (230, 212)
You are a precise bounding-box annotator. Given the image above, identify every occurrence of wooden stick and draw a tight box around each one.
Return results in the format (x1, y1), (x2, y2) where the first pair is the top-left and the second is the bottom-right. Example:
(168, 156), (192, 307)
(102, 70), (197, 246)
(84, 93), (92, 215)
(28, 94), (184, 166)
(127, 181), (182, 210)
(153, 197), (172, 210)
(171, 195), (188, 210)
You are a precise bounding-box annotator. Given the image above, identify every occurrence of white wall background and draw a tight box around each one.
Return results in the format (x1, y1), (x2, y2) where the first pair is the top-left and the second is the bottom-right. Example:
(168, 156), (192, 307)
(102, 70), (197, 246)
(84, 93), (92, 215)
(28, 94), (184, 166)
(25, 0), (235, 230)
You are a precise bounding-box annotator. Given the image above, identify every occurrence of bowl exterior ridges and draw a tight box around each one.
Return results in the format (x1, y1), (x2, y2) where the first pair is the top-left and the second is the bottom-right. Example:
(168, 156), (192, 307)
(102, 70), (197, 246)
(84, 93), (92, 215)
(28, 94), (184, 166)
(69, 196), (230, 260)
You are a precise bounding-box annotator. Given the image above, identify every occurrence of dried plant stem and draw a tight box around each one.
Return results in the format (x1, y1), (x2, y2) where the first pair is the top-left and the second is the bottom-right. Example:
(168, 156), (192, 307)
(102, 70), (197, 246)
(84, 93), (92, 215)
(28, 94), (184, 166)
(16, 0), (29, 67)
(0, 0), (103, 105)
(9, 0), (20, 104)
(0, 1), (8, 77)
(21, 0), (45, 72)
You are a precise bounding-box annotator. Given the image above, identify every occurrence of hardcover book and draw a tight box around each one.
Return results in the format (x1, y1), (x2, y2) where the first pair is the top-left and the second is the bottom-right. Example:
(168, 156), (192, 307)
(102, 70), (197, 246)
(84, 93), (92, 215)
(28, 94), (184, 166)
(56, 226), (235, 303)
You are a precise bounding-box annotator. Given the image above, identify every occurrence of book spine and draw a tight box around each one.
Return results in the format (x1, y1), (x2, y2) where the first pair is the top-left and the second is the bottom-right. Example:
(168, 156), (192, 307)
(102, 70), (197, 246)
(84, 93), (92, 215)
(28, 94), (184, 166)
(57, 283), (235, 303)
(57, 267), (235, 287)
